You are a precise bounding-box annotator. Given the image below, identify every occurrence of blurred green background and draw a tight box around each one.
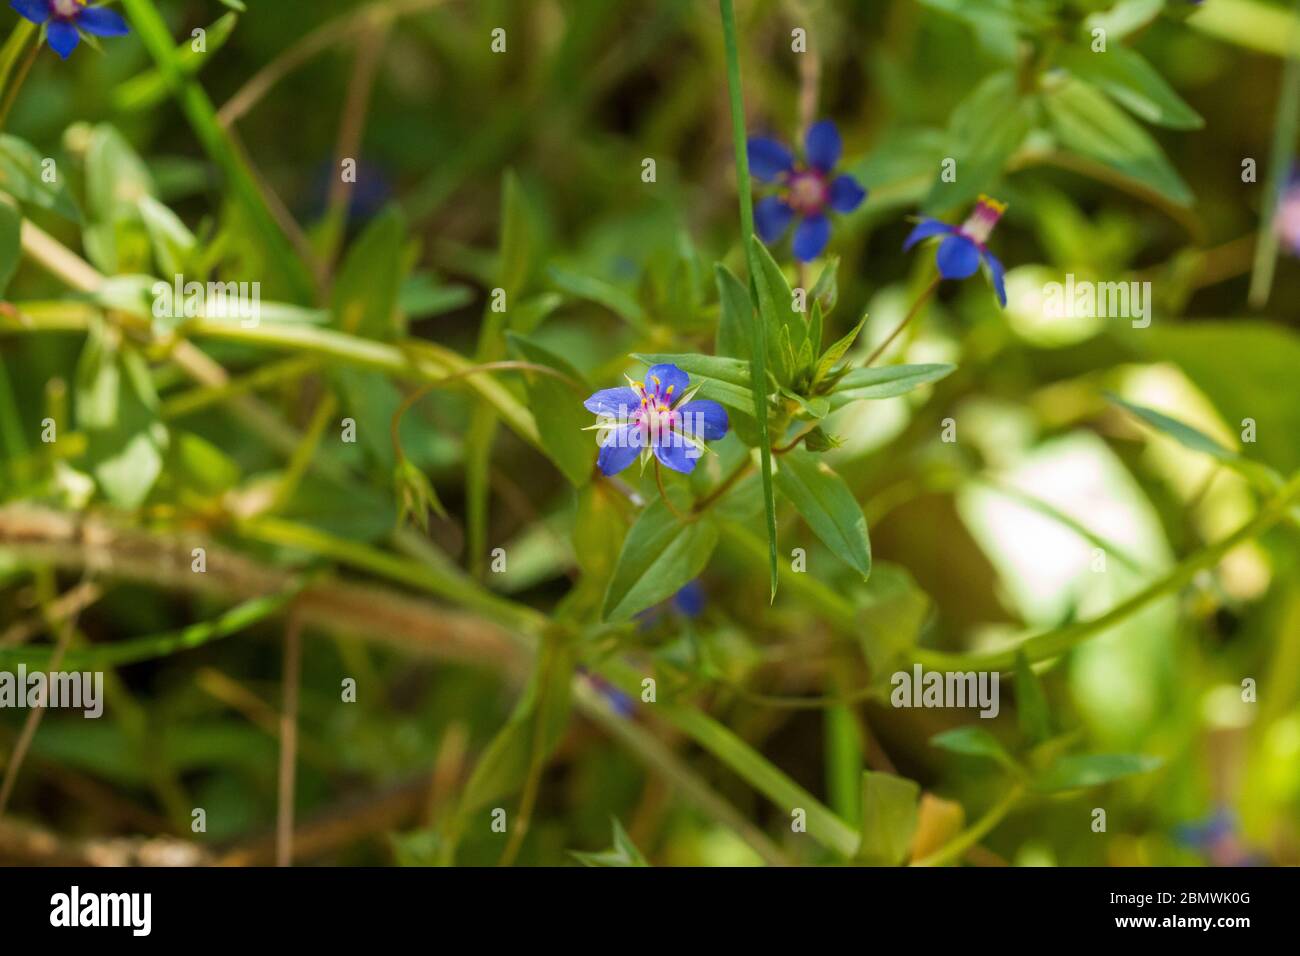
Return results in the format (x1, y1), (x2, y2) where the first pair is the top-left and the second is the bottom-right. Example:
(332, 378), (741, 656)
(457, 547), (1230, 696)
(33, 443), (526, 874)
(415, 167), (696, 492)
(0, 0), (1298, 867)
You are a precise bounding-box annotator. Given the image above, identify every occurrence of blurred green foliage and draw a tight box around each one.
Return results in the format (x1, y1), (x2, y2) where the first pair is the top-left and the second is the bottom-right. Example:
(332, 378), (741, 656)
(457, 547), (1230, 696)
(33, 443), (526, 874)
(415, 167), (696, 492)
(0, 0), (1298, 868)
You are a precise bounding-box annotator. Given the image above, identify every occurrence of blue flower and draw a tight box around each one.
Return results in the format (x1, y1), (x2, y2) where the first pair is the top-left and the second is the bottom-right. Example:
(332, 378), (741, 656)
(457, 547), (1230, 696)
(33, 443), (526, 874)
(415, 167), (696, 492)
(747, 119), (867, 262)
(903, 194), (1009, 307)
(584, 363), (728, 477)
(11, 0), (129, 60)
(670, 580), (705, 618)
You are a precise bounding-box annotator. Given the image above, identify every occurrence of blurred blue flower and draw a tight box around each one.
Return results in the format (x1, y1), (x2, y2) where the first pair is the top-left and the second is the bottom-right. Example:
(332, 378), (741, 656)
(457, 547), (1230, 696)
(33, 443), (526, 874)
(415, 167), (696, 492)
(584, 363), (728, 477)
(1174, 807), (1261, 866)
(576, 666), (635, 717)
(747, 119), (867, 262)
(1277, 166), (1300, 257)
(903, 194), (1009, 306)
(670, 580), (705, 618)
(11, 0), (129, 60)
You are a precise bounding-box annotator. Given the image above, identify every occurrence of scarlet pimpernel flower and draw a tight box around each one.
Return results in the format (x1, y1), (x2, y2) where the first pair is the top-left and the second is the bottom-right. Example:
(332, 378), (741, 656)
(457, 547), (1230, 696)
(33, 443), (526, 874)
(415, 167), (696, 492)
(903, 194), (1009, 306)
(11, 0), (129, 60)
(583, 363), (728, 477)
(748, 119), (867, 262)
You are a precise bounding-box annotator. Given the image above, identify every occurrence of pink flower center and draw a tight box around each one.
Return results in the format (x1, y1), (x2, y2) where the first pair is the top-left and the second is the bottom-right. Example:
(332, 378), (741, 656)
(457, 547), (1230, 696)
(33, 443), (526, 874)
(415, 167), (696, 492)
(51, 0), (83, 19)
(959, 195), (1007, 246)
(785, 169), (828, 217)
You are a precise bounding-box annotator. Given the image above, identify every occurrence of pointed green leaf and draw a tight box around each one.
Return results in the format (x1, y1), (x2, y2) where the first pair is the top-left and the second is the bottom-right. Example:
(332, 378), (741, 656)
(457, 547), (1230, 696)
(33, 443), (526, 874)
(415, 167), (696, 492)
(715, 263), (752, 361)
(775, 449), (871, 579)
(1034, 753), (1162, 792)
(1014, 651), (1051, 745)
(829, 363), (955, 409)
(1044, 77), (1193, 207)
(931, 726), (1020, 773)
(1058, 46), (1203, 130)
(507, 332), (592, 487)
(603, 501), (719, 621)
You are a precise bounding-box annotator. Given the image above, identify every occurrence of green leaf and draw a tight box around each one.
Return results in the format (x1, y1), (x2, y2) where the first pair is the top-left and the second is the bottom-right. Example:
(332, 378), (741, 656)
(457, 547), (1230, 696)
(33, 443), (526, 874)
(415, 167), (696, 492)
(0, 133), (80, 220)
(857, 564), (930, 677)
(399, 273), (475, 321)
(138, 195), (196, 278)
(1014, 652), (1051, 745)
(0, 197), (19, 297)
(459, 636), (576, 814)
(507, 332), (592, 487)
(603, 501), (719, 621)
(333, 367), (402, 471)
(498, 170), (534, 301)
(332, 205), (406, 340)
(548, 265), (647, 329)
(1106, 391), (1281, 489)
(714, 263), (751, 362)
(856, 771), (920, 866)
(74, 321), (168, 509)
(829, 363), (955, 409)
(1044, 77), (1193, 207)
(924, 70), (1036, 212)
(749, 238), (805, 387)
(810, 257), (839, 316)
(744, 237), (784, 601)
(813, 313), (868, 388)
(1058, 46), (1203, 130)
(1034, 753), (1162, 792)
(774, 449), (871, 580)
(930, 726), (1020, 772)
(570, 817), (650, 867)
(1140, 322), (1300, 475)
(1082, 0), (1164, 42)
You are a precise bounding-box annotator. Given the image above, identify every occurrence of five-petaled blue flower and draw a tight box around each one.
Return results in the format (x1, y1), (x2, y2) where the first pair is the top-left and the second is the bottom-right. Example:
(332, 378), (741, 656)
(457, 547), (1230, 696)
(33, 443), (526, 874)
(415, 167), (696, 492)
(748, 119), (867, 262)
(584, 363), (728, 477)
(903, 194), (1009, 307)
(11, 0), (129, 60)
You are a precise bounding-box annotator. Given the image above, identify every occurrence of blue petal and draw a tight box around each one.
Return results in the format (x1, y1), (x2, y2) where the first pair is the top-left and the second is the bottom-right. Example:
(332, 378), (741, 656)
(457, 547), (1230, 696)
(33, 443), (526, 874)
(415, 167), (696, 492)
(643, 363), (689, 402)
(935, 233), (980, 279)
(828, 175), (866, 213)
(902, 218), (952, 251)
(77, 7), (130, 36)
(597, 424), (641, 477)
(754, 195), (794, 243)
(804, 120), (841, 173)
(583, 386), (640, 418)
(653, 435), (699, 474)
(10, 0), (50, 24)
(676, 399), (728, 441)
(792, 214), (831, 262)
(46, 20), (80, 58)
(747, 136), (794, 183)
(981, 249), (1008, 307)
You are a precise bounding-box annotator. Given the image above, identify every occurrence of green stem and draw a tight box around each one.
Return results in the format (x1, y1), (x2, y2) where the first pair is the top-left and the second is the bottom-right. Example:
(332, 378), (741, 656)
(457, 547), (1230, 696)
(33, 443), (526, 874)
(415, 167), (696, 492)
(119, 0), (315, 303)
(719, 0), (779, 601)
(0, 29), (39, 132)
(865, 275), (940, 367)
(918, 469), (1300, 671)
(1247, 0), (1300, 307)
